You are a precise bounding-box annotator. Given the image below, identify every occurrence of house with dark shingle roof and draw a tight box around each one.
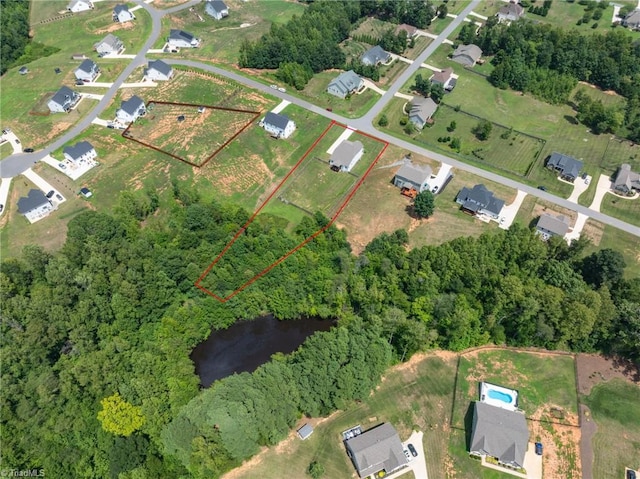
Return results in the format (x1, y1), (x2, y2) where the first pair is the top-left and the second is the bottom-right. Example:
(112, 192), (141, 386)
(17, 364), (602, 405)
(64, 141), (97, 163)
(205, 0), (229, 20)
(612, 164), (640, 195)
(546, 152), (583, 182)
(408, 97), (438, 129)
(361, 45), (391, 66)
(116, 95), (146, 123)
(94, 34), (124, 55)
(497, 1), (525, 23)
(327, 70), (364, 99)
(17, 190), (53, 223)
(393, 160), (433, 192)
(395, 23), (418, 38)
(430, 67), (455, 90)
(47, 86), (80, 113)
(145, 59), (173, 81)
(470, 401), (529, 469)
(168, 29), (201, 48)
(536, 213), (571, 240)
(113, 4), (135, 23)
(456, 184), (505, 219)
(330, 140), (364, 172)
(345, 423), (408, 478)
(260, 111), (296, 139)
(452, 44), (483, 66)
(623, 9), (640, 30)
(74, 59), (99, 82)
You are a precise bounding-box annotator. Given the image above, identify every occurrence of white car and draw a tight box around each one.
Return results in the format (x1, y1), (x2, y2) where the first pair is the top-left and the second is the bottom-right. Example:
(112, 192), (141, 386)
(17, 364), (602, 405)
(278, 87), (286, 93)
(404, 449), (412, 461)
(270, 84), (278, 90)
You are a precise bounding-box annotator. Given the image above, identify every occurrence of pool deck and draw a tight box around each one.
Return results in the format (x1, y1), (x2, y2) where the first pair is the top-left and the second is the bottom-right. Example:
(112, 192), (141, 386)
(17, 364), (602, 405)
(480, 382), (519, 412)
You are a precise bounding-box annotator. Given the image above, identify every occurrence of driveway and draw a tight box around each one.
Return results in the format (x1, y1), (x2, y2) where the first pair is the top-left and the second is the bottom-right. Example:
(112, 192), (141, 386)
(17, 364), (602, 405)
(326, 128), (356, 154)
(430, 163), (453, 192)
(564, 212), (589, 243)
(499, 189), (527, 230)
(22, 168), (57, 195)
(589, 174), (612, 212)
(0, 177), (11, 215)
(385, 431), (428, 479)
(2, 131), (23, 154)
(362, 78), (386, 95)
(567, 175), (591, 203)
(271, 100), (291, 114)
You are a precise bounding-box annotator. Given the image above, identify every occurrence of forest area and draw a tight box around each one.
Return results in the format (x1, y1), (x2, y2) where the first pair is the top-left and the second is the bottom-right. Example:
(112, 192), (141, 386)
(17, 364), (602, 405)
(2, 185), (639, 478)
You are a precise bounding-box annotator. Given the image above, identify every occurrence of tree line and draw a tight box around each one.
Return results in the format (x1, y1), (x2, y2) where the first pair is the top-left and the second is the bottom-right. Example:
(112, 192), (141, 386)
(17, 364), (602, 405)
(1, 0), (30, 75)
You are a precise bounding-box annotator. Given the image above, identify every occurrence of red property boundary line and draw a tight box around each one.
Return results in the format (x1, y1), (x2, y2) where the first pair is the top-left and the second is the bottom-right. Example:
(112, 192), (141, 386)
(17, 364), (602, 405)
(121, 101), (261, 168)
(195, 121), (389, 302)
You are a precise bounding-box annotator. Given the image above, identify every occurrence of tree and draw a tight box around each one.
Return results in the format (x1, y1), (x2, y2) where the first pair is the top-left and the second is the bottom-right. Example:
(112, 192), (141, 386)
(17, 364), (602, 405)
(449, 137), (461, 151)
(447, 120), (457, 132)
(580, 249), (626, 288)
(308, 461), (325, 479)
(413, 74), (430, 96)
(98, 393), (146, 437)
(404, 121), (416, 135)
(378, 114), (389, 127)
(472, 119), (493, 140)
(413, 191), (435, 218)
(429, 83), (445, 103)
(437, 4), (448, 18)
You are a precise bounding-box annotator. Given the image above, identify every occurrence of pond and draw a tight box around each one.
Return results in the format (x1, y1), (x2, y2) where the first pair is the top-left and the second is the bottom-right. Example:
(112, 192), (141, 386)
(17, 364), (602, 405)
(190, 315), (334, 387)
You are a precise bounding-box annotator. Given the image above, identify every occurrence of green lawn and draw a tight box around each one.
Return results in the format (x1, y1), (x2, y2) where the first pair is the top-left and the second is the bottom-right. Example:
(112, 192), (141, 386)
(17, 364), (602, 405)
(0, 142), (14, 160)
(590, 225), (640, 279)
(599, 194), (640, 227)
(584, 379), (640, 478)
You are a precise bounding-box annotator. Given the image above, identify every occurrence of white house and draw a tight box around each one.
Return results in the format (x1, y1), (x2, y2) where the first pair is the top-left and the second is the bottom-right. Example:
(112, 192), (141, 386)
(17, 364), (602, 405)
(205, 0), (229, 20)
(168, 29), (201, 48)
(113, 4), (135, 23)
(94, 34), (124, 55)
(330, 140), (364, 173)
(67, 0), (93, 13)
(17, 190), (54, 224)
(145, 59), (173, 81)
(63, 141), (97, 163)
(116, 95), (146, 123)
(260, 112), (296, 139)
(74, 59), (99, 82)
(48, 86), (80, 113)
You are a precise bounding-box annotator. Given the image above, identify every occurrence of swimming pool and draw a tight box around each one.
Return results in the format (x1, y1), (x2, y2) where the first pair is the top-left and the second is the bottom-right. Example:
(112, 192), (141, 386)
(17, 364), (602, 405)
(479, 381), (519, 411)
(487, 389), (513, 404)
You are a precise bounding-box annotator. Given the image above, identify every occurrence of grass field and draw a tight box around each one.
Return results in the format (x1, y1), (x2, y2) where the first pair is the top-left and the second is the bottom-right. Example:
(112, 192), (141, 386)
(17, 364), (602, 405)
(588, 224), (640, 279)
(0, 142), (14, 160)
(584, 379), (640, 478)
(599, 194), (640, 227)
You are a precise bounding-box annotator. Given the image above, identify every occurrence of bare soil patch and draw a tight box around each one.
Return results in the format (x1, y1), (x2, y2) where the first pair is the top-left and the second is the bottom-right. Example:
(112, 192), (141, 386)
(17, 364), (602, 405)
(576, 353), (640, 396)
(529, 407), (581, 479)
(94, 21), (135, 35)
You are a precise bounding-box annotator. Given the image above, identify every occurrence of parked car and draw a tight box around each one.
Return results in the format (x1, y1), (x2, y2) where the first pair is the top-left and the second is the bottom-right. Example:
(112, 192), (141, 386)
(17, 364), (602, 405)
(431, 185), (439, 193)
(535, 442), (543, 455)
(59, 163), (66, 169)
(75, 79), (85, 86)
(585, 178), (590, 185)
(270, 84), (278, 90)
(46, 190), (55, 199)
(24, 148), (34, 153)
(15, 138), (20, 144)
(0, 204), (4, 213)
(404, 449), (411, 461)
(407, 444), (418, 457)
(537, 186), (547, 191)
(326, 107), (333, 112)
(107, 124), (115, 129)
(55, 193), (63, 201)
(278, 87), (286, 93)
(627, 470), (636, 479)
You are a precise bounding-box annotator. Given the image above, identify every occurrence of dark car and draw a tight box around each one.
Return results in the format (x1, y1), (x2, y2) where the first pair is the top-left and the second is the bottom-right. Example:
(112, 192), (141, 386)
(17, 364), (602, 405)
(627, 470), (637, 479)
(24, 148), (34, 153)
(55, 193), (63, 201)
(75, 79), (85, 86)
(0, 204), (4, 213)
(55, 68), (62, 74)
(15, 138), (20, 144)
(407, 444), (418, 457)
(535, 442), (543, 455)
(46, 190), (55, 199)
(537, 186), (547, 191)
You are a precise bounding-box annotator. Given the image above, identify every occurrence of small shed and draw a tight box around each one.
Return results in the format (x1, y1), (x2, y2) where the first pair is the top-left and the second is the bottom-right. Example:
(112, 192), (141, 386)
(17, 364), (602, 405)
(297, 423), (314, 440)
(19, 66), (29, 75)
(80, 187), (93, 198)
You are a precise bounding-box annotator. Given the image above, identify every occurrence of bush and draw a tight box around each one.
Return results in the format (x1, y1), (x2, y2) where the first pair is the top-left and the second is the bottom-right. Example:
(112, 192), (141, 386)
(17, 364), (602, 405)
(592, 22), (599, 29)
(308, 461), (324, 479)
(400, 117), (408, 126)
(447, 120), (457, 132)
(378, 114), (389, 127)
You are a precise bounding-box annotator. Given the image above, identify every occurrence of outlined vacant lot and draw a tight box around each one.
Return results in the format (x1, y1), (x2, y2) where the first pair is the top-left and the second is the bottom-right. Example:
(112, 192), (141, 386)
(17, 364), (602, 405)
(123, 101), (260, 167)
(196, 122), (388, 301)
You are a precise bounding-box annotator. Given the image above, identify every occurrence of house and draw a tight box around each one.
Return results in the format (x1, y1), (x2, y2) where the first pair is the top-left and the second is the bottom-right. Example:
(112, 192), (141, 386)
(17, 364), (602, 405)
(17, 190), (53, 223)
(623, 9), (640, 30)
(297, 423), (313, 440)
(260, 111), (296, 139)
(456, 184), (505, 219)
(74, 59), (99, 82)
(536, 213), (571, 240)
(395, 23), (418, 38)
(63, 141), (97, 163)
(345, 423), (408, 478)
(113, 4), (135, 23)
(67, 0), (93, 13)
(470, 401), (529, 469)
(329, 140), (364, 173)
(205, 0), (229, 20)
(497, 1), (525, 23)
(393, 160), (433, 192)
(94, 34), (124, 55)
(168, 29), (201, 48)
(327, 70), (365, 99)
(145, 59), (173, 81)
(612, 164), (640, 195)
(452, 44), (483, 66)
(430, 67), (455, 91)
(116, 95), (146, 123)
(408, 97), (438, 129)
(18, 66), (29, 75)
(47, 86), (80, 113)
(546, 152), (583, 182)
(361, 45), (391, 66)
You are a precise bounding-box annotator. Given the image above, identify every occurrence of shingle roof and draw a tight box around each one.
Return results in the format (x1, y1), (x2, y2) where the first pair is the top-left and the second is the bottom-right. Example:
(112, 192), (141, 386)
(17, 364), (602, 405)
(263, 112), (291, 131)
(113, 4), (128, 14)
(345, 423), (408, 478)
(120, 95), (145, 115)
(624, 9), (640, 25)
(63, 141), (95, 161)
(361, 45), (390, 65)
(452, 44), (483, 62)
(470, 402), (529, 468)
(396, 23), (417, 36)
(613, 164), (640, 191)
(395, 161), (432, 186)
(17, 190), (49, 214)
(77, 58), (97, 73)
(331, 140), (363, 169)
(547, 152), (583, 179)
(537, 213), (570, 237)
(95, 34), (122, 49)
(51, 86), (77, 106)
(328, 70), (362, 95)
(207, 0), (228, 13)
(409, 97), (438, 123)
(457, 184), (505, 216)
(498, 2), (525, 18)
(431, 67), (454, 84)
(148, 59), (172, 76)
(170, 29), (195, 42)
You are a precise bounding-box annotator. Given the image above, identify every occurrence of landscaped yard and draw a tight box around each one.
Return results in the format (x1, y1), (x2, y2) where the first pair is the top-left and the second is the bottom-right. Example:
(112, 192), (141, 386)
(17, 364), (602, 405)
(599, 193), (640, 227)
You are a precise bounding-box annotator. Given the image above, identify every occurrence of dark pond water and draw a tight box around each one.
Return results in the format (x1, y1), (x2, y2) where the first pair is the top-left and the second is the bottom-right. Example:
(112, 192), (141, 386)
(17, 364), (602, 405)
(191, 315), (334, 387)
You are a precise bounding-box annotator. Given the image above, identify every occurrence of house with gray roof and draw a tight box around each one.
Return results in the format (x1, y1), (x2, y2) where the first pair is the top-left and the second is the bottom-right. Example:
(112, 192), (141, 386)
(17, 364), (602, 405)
(497, 1), (525, 23)
(408, 97), (438, 129)
(536, 213), (571, 240)
(393, 159), (433, 192)
(116, 95), (146, 123)
(546, 152), (583, 182)
(113, 4), (135, 23)
(623, 9), (640, 30)
(74, 59), (99, 82)
(205, 0), (229, 20)
(330, 140), (364, 173)
(47, 86), (80, 113)
(63, 141), (97, 163)
(17, 190), (53, 224)
(168, 29), (201, 48)
(395, 23), (418, 38)
(361, 45), (391, 66)
(470, 401), (529, 469)
(94, 34), (124, 55)
(145, 59), (173, 81)
(260, 111), (296, 139)
(327, 70), (365, 99)
(612, 164), (640, 195)
(456, 184), (505, 219)
(452, 44), (483, 66)
(345, 423), (408, 478)
(430, 67), (455, 90)
(67, 0), (93, 13)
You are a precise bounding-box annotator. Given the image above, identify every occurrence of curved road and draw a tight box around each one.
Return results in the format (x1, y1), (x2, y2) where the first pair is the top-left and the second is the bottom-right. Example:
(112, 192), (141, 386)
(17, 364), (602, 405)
(2, 0), (639, 238)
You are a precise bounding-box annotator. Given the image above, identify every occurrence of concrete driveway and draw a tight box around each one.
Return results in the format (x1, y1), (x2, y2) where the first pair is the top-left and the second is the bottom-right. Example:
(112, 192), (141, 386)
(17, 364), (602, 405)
(430, 163), (453, 192)
(589, 174), (612, 212)
(0, 177), (12, 215)
(564, 212), (588, 243)
(385, 430), (428, 479)
(567, 175), (591, 203)
(2, 130), (23, 154)
(362, 78), (386, 95)
(499, 190), (527, 230)
(22, 168), (56, 195)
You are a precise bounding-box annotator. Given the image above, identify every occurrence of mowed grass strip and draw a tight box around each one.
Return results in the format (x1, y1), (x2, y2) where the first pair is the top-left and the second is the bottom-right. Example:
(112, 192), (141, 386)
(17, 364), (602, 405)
(599, 194), (640, 227)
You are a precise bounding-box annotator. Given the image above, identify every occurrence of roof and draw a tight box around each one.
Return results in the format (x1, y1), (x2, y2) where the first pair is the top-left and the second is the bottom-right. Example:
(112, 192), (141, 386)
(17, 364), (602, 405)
(68, 0), (89, 8)
(396, 23), (417, 36)
(457, 184), (505, 216)
(498, 2), (525, 18)
(297, 423), (313, 439)
(77, 58), (97, 73)
(120, 95), (145, 115)
(113, 4), (129, 13)
(547, 152), (583, 178)
(63, 141), (95, 160)
(361, 45), (390, 65)
(395, 161), (432, 186)
(19, 66), (28, 73)
(431, 67), (454, 84)
(170, 29), (195, 42)
(328, 70), (362, 94)
(409, 97), (438, 122)
(17, 189), (49, 214)
(51, 86), (77, 106)
(453, 44), (483, 61)
(613, 164), (640, 191)
(624, 9), (640, 24)
(148, 59), (172, 76)
(470, 402), (529, 467)
(331, 140), (364, 169)
(207, 0), (228, 12)
(263, 111), (291, 131)
(537, 213), (570, 236)
(345, 423), (408, 478)
(96, 33), (122, 49)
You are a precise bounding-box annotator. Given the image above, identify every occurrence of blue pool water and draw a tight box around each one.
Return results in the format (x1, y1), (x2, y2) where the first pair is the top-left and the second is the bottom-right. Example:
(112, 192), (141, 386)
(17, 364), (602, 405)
(488, 389), (513, 404)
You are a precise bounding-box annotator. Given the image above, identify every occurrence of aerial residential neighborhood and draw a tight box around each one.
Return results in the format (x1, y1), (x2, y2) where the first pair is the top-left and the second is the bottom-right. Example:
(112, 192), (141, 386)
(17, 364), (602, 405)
(1, 1), (639, 479)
